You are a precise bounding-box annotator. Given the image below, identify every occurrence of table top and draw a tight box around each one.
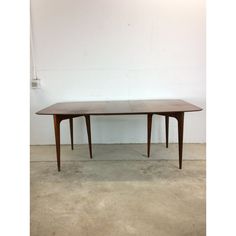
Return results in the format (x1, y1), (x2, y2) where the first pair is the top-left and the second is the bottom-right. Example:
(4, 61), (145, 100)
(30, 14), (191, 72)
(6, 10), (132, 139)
(36, 100), (202, 115)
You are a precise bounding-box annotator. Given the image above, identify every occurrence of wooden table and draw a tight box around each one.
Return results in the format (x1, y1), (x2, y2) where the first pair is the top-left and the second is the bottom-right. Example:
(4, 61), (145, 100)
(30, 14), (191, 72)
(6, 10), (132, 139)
(36, 99), (202, 171)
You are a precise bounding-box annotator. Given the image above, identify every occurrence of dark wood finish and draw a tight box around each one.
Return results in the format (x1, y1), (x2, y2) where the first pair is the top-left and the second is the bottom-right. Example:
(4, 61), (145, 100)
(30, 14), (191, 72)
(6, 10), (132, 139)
(147, 114), (153, 157)
(69, 118), (74, 150)
(53, 114), (82, 171)
(156, 112), (184, 169)
(53, 115), (61, 172)
(37, 100), (201, 171)
(85, 115), (93, 159)
(176, 112), (184, 169)
(165, 116), (169, 148)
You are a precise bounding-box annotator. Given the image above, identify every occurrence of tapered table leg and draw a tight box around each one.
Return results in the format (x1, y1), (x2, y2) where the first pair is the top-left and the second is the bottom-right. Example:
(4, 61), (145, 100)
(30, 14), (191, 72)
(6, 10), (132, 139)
(176, 112), (184, 169)
(53, 115), (61, 172)
(165, 116), (169, 148)
(147, 113), (153, 157)
(69, 118), (74, 150)
(85, 115), (93, 159)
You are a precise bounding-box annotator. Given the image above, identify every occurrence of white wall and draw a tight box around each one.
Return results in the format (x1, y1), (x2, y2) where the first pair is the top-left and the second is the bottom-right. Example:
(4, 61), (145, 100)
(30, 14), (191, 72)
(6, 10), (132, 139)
(30, 0), (206, 144)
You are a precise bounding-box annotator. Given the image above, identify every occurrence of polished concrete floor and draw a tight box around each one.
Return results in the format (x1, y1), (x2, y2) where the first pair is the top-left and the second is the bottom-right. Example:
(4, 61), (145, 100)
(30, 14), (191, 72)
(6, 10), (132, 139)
(31, 144), (206, 236)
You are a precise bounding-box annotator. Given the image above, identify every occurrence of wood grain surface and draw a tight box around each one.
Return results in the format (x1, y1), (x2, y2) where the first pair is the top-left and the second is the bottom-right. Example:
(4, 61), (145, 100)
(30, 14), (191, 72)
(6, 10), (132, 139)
(36, 99), (202, 115)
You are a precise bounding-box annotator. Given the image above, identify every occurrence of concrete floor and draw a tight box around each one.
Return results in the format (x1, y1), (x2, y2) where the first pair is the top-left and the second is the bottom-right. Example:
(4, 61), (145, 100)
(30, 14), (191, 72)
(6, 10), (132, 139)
(31, 144), (206, 236)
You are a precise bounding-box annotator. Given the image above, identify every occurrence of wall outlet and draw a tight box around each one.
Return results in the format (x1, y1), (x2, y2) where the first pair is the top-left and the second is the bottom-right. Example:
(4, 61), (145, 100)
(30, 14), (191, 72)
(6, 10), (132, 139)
(31, 78), (41, 89)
